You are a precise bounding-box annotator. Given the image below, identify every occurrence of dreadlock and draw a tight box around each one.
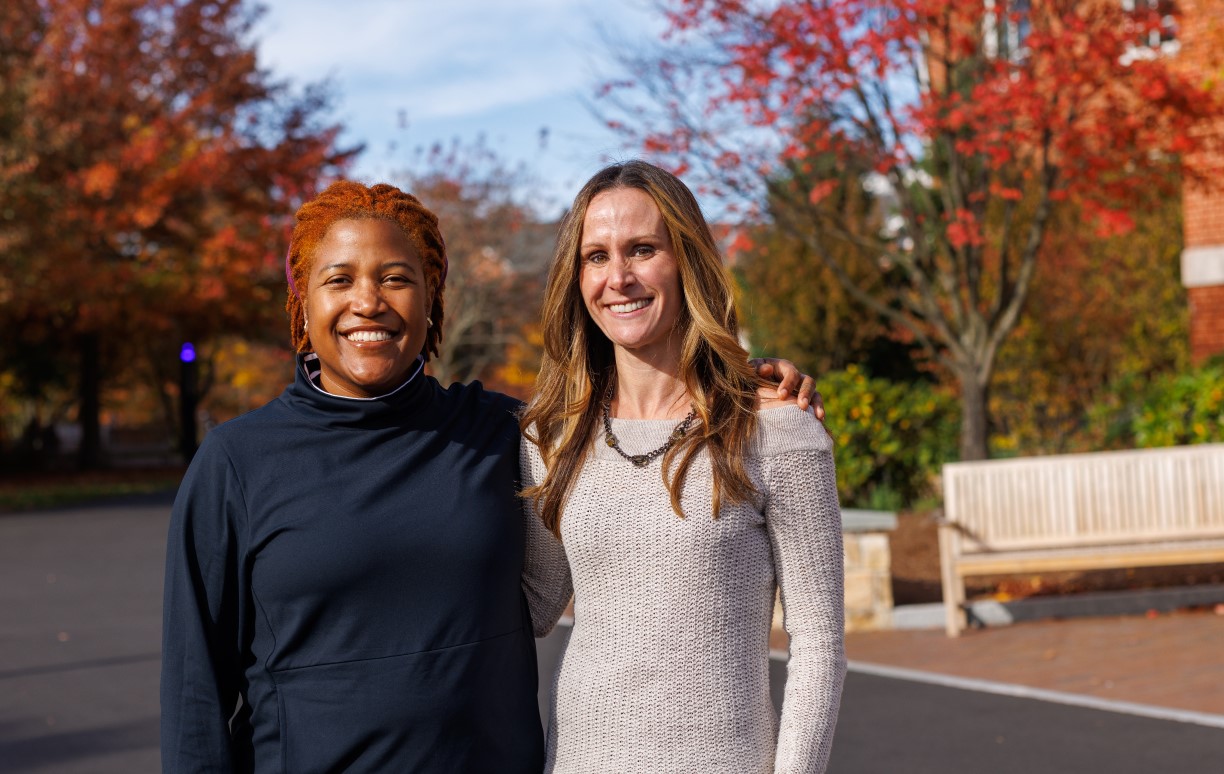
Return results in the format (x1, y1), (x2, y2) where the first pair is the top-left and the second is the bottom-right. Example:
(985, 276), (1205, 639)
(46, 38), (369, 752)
(285, 181), (447, 359)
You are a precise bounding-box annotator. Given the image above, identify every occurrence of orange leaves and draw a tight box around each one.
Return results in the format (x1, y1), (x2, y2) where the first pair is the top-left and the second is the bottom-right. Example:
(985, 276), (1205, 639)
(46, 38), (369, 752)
(0, 0), (354, 354)
(725, 230), (755, 260)
(80, 162), (119, 198)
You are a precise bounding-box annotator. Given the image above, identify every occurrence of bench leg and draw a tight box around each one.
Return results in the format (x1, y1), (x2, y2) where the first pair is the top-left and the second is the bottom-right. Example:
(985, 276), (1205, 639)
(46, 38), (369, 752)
(938, 524), (966, 637)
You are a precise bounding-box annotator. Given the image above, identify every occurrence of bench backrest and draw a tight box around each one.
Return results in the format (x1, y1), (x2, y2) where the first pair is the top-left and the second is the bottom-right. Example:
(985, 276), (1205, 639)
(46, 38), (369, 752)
(942, 443), (1224, 553)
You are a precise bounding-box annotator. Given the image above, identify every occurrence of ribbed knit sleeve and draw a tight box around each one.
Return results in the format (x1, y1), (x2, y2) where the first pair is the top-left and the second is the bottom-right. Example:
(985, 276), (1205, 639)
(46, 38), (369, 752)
(760, 412), (846, 773)
(520, 435), (573, 637)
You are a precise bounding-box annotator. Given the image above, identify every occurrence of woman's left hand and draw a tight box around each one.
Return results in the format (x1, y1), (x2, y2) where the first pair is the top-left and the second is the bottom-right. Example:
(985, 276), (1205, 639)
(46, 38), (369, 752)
(750, 358), (824, 420)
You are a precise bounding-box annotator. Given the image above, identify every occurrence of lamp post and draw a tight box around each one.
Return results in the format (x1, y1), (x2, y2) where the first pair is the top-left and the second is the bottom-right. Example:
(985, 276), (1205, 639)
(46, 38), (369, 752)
(179, 342), (198, 462)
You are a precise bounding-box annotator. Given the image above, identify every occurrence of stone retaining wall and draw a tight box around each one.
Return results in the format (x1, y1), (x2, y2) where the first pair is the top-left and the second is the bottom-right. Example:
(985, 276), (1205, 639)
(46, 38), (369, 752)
(772, 509), (897, 638)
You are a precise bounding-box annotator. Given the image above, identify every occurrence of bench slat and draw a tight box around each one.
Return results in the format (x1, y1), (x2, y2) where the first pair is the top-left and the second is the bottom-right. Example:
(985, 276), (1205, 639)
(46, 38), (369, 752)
(954, 539), (1224, 576)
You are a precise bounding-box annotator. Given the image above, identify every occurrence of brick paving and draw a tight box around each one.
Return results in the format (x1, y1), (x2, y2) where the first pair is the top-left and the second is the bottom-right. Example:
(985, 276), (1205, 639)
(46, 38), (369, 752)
(839, 609), (1224, 716)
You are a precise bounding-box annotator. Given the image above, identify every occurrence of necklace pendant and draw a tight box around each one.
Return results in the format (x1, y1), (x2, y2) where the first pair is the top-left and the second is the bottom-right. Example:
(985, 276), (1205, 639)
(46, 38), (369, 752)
(631, 455), (649, 468)
(605, 432), (616, 447)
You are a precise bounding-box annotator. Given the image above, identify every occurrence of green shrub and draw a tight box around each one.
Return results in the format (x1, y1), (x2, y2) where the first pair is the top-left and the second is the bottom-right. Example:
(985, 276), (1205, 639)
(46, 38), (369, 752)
(1132, 361), (1224, 447)
(1085, 358), (1224, 449)
(815, 366), (958, 510)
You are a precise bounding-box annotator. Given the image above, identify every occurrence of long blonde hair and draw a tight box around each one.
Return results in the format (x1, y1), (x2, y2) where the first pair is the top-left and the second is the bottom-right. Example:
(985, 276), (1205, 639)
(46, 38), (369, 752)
(520, 161), (761, 537)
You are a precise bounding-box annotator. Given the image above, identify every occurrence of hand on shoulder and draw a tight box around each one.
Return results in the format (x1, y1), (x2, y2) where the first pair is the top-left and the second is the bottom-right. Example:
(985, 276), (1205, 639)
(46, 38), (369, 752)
(756, 391), (820, 417)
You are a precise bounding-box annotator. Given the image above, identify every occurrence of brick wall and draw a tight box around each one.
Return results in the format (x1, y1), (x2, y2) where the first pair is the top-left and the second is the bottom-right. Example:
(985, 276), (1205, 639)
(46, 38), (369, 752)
(1180, 0), (1224, 362)
(1185, 183), (1224, 250)
(1189, 285), (1224, 362)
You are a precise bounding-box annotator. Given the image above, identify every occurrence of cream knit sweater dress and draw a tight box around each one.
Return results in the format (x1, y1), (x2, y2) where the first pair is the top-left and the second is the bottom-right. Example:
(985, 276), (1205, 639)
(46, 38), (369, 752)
(521, 405), (846, 774)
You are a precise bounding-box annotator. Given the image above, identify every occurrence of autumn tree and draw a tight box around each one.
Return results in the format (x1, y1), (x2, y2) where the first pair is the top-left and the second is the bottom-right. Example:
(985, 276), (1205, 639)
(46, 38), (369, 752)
(0, 0), (355, 468)
(395, 139), (553, 396)
(991, 179), (1189, 453)
(600, 0), (1224, 459)
(733, 155), (930, 382)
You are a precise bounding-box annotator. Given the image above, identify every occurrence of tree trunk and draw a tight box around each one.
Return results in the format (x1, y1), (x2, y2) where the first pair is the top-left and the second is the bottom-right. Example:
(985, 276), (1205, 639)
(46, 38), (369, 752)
(77, 332), (103, 470)
(958, 369), (990, 462)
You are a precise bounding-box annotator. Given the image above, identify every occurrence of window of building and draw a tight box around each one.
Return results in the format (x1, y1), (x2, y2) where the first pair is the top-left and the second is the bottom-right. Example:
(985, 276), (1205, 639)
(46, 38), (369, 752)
(1121, 0), (1179, 56)
(983, 0), (1031, 62)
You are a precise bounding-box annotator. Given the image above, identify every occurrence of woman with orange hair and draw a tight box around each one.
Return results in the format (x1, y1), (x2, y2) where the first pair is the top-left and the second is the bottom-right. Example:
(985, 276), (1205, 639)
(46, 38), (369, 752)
(162, 181), (543, 772)
(160, 180), (816, 773)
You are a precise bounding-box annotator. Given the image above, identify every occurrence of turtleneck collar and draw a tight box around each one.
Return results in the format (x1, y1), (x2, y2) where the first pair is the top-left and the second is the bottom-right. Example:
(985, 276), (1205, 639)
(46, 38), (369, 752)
(279, 353), (434, 430)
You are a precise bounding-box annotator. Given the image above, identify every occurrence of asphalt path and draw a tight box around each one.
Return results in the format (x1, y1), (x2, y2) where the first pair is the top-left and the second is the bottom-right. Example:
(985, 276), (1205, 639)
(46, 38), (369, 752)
(0, 495), (168, 774)
(2, 498), (1222, 772)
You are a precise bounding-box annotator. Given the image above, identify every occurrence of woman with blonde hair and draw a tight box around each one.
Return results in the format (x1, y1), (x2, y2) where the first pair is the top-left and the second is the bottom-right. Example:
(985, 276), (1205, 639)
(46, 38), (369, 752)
(522, 160), (846, 773)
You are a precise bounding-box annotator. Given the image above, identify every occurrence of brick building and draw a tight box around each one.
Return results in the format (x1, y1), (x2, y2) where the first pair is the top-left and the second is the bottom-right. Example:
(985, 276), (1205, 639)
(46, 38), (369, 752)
(1179, 0), (1224, 362)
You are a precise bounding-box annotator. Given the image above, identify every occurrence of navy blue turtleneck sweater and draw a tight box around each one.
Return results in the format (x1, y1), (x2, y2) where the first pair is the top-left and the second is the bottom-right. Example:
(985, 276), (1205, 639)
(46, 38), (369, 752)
(161, 361), (542, 773)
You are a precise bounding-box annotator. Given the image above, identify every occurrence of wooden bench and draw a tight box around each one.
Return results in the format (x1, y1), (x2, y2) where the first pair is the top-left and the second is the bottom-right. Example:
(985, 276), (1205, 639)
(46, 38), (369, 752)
(938, 443), (1224, 636)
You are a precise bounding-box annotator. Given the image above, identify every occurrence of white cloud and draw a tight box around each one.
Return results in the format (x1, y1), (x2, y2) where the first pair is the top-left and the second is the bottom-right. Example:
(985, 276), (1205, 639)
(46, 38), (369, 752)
(252, 0), (666, 203)
(255, 0), (637, 121)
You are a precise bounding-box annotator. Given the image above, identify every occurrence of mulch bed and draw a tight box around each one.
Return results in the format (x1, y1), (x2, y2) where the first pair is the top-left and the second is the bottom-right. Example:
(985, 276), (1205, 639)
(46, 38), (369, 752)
(888, 510), (1224, 605)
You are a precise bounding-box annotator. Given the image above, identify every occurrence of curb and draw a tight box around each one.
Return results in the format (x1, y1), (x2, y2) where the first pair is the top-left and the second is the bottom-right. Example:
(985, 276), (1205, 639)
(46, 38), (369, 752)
(845, 660), (1224, 730)
(888, 583), (1224, 630)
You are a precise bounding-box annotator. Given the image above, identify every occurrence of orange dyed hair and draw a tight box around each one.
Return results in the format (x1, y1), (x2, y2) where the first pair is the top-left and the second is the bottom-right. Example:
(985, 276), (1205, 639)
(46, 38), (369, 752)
(285, 181), (447, 358)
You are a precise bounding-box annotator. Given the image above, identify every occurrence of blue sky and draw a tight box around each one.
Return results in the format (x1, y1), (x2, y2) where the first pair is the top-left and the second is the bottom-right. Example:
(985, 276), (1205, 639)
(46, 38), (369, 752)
(255, 0), (665, 217)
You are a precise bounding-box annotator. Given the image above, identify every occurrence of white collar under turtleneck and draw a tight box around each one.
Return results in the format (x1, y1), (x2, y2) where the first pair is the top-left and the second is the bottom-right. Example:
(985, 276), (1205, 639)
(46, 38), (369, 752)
(300, 353), (425, 402)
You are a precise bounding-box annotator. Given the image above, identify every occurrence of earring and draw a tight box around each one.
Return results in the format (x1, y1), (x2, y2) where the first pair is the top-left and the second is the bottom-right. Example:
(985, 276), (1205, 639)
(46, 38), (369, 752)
(426, 317), (433, 328)
(303, 313), (309, 332)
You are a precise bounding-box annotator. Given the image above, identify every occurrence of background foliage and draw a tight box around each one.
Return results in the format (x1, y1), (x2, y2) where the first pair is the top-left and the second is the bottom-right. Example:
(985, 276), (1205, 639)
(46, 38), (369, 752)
(597, 0), (1224, 461)
(815, 366), (958, 510)
(1, 0), (1220, 508)
(1087, 359), (1224, 450)
(0, 0), (355, 468)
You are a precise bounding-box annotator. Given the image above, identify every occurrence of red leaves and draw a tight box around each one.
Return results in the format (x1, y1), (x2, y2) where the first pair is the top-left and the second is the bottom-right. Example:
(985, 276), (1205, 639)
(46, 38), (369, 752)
(643, 135), (670, 153)
(1081, 201), (1137, 239)
(945, 209), (984, 250)
(715, 150), (742, 169)
(989, 182), (1024, 202)
(726, 229), (755, 259)
(693, 0), (1207, 180)
(808, 179), (839, 205)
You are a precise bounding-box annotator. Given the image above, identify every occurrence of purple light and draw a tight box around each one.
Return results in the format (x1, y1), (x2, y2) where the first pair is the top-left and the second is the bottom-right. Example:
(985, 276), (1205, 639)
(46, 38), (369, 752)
(180, 343), (196, 363)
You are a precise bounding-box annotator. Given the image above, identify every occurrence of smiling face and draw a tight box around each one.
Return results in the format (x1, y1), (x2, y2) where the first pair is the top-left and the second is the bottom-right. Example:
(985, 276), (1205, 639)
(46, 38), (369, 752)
(579, 187), (685, 365)
(304, 218), (431, 398)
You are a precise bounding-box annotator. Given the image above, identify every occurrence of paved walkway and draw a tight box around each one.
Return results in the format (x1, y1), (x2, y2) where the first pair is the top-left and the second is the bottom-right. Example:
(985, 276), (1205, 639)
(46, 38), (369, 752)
(0, 500), (167, 773)
(841, 610), (1224, 718)
(4, 497), (1221, 772)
